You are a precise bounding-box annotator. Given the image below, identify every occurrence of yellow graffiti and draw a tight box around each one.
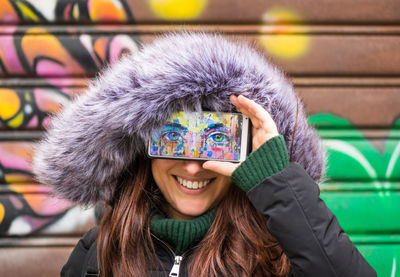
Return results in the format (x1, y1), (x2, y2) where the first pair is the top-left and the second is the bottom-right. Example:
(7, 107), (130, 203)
(0, 203), (4, 223)
(24, 92), (31, 102)
(16, 1), (39, 22)
(0, 89), (20, 120)
(73, 3), (80, 19)
(5, 173), (32, 184)
(149, 0), (207, 20)
(260, 8), (310, 59)
(9, 112), (24, 128)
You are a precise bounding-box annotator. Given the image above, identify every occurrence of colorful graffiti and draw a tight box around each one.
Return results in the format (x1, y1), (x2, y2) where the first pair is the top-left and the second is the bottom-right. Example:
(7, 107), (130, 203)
(0, 88), (76, 129)
(0, 29), (139, 130)
(0, 141), (97, 235)
(0, 28), (140, 77)
(0, 142), (33, 184)
(0, 0), (133, 23)
(0, 0), (138, 236)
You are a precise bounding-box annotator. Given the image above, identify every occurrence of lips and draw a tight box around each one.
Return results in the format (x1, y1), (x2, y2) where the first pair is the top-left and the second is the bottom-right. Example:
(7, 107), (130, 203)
(175, 176), (213, 189)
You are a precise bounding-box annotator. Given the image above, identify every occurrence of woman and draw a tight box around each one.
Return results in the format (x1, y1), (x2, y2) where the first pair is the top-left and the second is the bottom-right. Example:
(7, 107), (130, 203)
(33, 32), (376, 276)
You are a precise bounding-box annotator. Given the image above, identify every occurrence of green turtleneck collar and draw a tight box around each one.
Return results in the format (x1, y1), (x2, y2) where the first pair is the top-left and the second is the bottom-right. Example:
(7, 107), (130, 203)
(150, 209), (216, 255)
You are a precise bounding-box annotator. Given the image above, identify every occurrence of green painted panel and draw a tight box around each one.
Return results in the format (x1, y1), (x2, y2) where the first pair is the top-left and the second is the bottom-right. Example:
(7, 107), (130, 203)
(318, 129), (400, 139)
(320, 182), (400, 192)
(355, 244), (399, 277)
(320, 191), (400, 233)
(351, 235), (400, 244)
(323, 139), (400, 180)
(309, 114), (400, 181)
(309, 113), (400, 130)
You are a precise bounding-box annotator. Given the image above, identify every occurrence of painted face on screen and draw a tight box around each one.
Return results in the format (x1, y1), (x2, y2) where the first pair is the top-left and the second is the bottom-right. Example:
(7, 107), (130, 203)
(151, 158), (231, 220)
(150, 111), (242, 161)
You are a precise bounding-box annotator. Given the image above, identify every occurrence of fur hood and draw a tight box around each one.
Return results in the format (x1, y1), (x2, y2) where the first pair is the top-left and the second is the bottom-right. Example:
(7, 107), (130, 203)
(33, 32), (325, 206)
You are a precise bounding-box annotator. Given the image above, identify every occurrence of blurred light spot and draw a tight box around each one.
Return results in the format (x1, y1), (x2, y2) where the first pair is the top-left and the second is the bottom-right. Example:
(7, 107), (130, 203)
(260, 34), (309, 59)
(262, 7), (302, 24)
(260, 8), (310, 59)
(149, 0), (207, 20)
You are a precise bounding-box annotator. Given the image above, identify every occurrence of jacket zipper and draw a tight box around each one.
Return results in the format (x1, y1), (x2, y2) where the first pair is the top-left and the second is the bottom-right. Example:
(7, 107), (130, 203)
(151, 234), (187, 277)
(168, 255), (183, 277)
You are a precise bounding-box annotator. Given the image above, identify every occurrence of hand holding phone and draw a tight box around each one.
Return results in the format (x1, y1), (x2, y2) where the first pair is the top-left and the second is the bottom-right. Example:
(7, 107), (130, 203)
(203, 95), (280, 176)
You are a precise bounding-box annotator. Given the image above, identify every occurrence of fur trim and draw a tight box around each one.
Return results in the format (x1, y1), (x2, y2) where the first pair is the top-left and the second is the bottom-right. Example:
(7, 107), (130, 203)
(33, 32), (326, 206)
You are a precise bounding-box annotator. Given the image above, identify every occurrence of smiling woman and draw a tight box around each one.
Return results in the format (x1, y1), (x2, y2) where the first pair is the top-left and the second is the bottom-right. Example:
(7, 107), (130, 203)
(151, 158), (231, 220)
(32, 32), (376, 277)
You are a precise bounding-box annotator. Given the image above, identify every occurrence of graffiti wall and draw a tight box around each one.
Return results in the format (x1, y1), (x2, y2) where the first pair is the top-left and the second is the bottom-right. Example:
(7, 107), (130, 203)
(0, 0), (399, 276)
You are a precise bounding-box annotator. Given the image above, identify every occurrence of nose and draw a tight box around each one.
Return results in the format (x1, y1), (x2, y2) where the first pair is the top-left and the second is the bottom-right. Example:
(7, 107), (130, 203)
(182, 160), (205, 175)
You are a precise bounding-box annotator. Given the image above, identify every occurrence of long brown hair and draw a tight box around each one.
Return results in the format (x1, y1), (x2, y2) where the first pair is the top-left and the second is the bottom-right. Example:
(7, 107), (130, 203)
(98, 156), (290, 276)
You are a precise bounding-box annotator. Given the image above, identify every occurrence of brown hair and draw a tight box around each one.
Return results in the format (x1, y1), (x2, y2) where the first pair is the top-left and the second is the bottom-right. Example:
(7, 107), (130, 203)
(98, 156), (290, 276)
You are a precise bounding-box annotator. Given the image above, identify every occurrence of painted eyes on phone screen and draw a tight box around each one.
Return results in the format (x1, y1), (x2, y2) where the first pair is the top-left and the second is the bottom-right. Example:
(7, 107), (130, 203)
(206, 132), (230, 145)
(161, 131), (183, 143)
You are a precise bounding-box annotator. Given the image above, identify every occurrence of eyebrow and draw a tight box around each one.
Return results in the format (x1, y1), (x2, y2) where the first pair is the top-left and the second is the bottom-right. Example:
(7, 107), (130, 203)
(165, 122), (187, 131)
(203, 123), (226, 133)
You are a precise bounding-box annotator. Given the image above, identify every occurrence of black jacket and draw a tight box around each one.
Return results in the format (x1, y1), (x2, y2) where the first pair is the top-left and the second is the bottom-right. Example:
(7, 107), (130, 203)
(61, 163), (377, 277)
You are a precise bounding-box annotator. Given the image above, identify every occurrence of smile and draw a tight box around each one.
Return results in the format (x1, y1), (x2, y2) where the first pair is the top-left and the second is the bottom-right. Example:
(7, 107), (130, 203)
(176, 176), (213, 189)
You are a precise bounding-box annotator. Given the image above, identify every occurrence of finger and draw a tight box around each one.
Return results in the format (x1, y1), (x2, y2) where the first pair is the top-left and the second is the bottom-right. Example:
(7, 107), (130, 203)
(237, 95), (268, 122)
(202, 160), (240, 177)
(230, 95), (262, 128)
(237, 95), (278, 133)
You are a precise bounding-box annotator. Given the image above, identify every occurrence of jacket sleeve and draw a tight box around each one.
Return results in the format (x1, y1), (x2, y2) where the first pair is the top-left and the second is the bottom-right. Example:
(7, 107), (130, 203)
(247, 163), (376, 277)
(61, 227), (98, 277)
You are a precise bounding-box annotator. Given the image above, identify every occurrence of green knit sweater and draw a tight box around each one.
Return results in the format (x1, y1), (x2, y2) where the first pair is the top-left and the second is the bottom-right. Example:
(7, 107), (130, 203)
(150, 135), (289, 255)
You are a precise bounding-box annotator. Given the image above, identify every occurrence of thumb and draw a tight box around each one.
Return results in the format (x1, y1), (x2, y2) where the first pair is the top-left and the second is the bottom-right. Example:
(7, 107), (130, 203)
(202, 161), (240, 177)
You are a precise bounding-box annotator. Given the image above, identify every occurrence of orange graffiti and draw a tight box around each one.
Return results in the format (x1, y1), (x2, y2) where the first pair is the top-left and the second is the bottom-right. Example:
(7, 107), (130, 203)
(0, 203), (4, 223)
(89, 0), (127, 22)
(0, 0), (19, 23)
(21, 28), (86, 76)
(94, 38), (109, 62)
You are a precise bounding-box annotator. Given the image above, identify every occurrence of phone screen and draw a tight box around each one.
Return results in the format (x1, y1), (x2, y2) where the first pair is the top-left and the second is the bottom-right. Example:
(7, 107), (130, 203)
(148, 111), (249, 162)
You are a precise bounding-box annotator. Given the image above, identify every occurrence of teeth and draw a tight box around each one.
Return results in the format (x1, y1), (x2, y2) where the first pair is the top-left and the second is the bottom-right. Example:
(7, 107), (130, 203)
(176, 176), (211, 189)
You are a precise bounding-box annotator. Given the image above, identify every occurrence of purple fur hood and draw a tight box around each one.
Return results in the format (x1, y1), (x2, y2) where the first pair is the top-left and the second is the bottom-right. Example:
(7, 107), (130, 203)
(33, 32), (326, 206)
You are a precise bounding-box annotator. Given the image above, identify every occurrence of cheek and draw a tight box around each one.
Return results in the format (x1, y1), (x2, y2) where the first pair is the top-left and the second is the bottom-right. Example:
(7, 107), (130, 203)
(214, 176), (232, 199)
(151, 159), (173, 185)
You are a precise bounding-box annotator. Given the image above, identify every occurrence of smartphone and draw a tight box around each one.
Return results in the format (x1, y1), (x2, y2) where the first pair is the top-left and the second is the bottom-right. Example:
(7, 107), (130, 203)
(148, 111), (250, 162)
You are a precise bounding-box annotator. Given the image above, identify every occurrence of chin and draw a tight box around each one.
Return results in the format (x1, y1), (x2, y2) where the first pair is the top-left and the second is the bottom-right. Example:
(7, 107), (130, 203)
(175, 202), (211, 219)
